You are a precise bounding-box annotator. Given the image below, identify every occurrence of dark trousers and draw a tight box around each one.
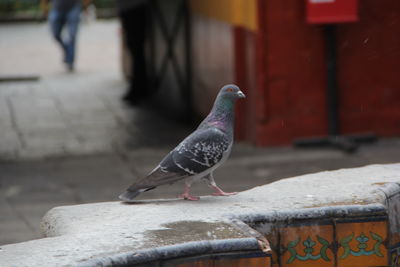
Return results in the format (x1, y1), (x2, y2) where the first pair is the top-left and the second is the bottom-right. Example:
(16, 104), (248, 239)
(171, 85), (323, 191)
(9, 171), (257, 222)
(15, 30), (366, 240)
(120, 4), (149, 100)
(49, 4), (81, 67)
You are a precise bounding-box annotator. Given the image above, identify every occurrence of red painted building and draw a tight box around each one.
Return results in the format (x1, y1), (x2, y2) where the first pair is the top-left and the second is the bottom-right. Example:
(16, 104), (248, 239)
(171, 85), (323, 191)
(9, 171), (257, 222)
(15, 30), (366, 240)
(153, 0), (400, 146)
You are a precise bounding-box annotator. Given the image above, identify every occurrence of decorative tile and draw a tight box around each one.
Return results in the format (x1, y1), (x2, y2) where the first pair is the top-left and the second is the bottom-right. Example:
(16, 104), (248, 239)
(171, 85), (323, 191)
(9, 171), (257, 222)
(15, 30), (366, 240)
(337, 220), (388, 267)
(163, 252), (272, 267)
(390, 246), (400, 267)
(213, 256), (271, 267)
(270, 249), (280, 267)
(262, 225), (280, 267)
(280, 224), (334, 266)
(388, 193), (400, 246)
(163, 257), (213, 267)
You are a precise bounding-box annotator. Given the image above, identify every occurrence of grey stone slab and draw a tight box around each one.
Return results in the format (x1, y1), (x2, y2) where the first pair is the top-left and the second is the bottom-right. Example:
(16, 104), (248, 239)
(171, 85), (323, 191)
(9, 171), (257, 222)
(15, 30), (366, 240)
(16, 120), (67, 132)
(0, 154), (133, 206)
(64, 112), (120, 129)
(0, 220), (37, 245)
(0, 148), (18, 160)
(1, 164), (399, 266)
(0, 195), (37, 245)
(0, 20), (124, 160)
(19, 130), (80, 159)
(17, 147), (67, 159)
(21, 130), (76, 145)
(0, 132), (22, 159)
(0, 118), (13, 129)
(72, 127), (127, 141)
(11, 96), (57, 109)
(56, 95), (108, 111)
(1, 139), (400, 246)
(0, 191), (75, 244)
(5, 202), (68, 240)
(0, 100), (12, 124)
(13, 107), (62, 118)
(0, 83), (35, 98)
(64, 140), (115, 156)
(0, 131), (21, 144)
(11, 99), (65, 132)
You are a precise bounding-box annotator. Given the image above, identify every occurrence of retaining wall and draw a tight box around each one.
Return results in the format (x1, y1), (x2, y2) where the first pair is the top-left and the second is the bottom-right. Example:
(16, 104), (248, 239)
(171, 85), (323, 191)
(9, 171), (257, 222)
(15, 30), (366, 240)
(0, 164), (399, 266)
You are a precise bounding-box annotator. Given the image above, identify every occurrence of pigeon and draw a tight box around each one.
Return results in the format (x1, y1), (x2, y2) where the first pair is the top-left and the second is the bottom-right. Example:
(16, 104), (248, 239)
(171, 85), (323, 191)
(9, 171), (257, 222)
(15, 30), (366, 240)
(119, 84), (245, 201)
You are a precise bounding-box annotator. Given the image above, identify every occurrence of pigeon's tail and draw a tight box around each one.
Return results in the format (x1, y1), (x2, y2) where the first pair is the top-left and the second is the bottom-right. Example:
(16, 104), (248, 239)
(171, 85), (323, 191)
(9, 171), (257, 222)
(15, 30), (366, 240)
(119, 190), (142, 202)
(119, 186), (156, 202)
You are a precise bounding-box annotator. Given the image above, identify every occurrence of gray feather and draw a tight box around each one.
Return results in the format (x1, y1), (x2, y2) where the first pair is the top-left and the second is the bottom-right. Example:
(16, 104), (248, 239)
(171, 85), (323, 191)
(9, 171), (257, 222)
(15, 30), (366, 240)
(169, 128), (230, 175)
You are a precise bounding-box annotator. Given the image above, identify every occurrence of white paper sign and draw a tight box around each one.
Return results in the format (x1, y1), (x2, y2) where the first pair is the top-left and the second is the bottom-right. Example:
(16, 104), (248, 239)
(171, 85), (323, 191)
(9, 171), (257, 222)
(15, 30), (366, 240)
(310, 0), (335, 3)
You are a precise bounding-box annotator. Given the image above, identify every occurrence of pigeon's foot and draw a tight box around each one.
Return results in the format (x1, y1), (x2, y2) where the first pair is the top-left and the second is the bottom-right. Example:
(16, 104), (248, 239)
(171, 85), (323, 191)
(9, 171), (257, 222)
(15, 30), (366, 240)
(179, 184), (200, 200)
(211, 186), (238, 197)
(178, 193), (200, 201)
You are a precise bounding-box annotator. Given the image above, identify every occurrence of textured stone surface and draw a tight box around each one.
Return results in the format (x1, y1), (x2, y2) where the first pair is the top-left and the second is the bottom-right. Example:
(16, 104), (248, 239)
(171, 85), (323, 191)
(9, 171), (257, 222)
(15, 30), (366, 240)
(0, 164), (399, 266)
(0, 20), (189, 160)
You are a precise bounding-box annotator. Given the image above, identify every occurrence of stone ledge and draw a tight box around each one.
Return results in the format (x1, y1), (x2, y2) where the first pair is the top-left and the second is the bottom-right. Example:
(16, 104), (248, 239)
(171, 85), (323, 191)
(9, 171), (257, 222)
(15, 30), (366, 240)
(0, 164), (399, 266)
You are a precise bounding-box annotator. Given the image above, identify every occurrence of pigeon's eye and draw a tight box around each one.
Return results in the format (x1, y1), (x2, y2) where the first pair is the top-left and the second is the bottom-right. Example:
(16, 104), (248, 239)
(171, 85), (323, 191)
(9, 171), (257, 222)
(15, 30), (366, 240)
(227, 88), (234, 92)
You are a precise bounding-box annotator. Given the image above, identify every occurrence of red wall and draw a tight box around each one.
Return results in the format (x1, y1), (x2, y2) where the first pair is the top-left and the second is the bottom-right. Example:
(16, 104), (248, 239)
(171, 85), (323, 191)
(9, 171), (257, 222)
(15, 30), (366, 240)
(236, 0), (400, 145)
(337, 0), (400, 136)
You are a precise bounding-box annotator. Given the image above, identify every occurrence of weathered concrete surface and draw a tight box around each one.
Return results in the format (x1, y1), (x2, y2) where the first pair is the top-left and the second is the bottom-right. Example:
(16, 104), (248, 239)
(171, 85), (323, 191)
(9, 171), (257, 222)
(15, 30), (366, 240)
(0, 164), (399, 266)
(4, 142), (399, 247)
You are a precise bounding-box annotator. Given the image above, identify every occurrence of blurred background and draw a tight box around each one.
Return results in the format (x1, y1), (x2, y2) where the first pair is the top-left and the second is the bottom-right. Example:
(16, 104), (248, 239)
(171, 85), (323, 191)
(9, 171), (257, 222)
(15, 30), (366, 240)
(0, 0), (399, 245)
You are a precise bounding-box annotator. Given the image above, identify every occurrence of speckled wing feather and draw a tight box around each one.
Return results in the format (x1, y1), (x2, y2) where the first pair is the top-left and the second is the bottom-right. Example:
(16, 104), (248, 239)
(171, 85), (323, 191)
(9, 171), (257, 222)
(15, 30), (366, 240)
(126, 128), (230, 191)
(168, 127), (230, 175)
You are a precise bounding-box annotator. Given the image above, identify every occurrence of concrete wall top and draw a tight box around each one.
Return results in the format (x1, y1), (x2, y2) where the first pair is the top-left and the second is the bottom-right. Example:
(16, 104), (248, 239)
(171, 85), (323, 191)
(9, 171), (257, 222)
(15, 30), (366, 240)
(0, 164), (399, 266)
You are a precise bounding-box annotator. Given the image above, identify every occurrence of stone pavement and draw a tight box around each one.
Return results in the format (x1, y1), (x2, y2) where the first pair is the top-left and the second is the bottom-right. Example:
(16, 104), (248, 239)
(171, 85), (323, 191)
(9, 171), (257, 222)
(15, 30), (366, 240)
(0, 19), (193, 159)
(1, 20), (400, 246)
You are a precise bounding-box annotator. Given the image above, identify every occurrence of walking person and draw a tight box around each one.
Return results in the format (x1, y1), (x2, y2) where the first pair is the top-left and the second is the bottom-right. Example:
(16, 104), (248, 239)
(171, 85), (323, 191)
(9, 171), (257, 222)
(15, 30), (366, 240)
(41, 0), (91, 72)
(117, 0), (150, 105)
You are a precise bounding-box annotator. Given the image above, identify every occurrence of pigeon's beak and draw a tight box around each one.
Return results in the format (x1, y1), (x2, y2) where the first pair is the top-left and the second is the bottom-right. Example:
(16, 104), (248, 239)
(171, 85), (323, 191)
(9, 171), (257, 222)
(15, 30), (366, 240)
(237, 90), (246, 98)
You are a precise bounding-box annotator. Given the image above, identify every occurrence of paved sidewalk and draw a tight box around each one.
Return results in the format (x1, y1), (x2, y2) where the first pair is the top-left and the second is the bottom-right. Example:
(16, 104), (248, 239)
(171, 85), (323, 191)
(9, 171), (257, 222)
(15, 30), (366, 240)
(0, 20), (400, 246)
(0, 20), (193, 159)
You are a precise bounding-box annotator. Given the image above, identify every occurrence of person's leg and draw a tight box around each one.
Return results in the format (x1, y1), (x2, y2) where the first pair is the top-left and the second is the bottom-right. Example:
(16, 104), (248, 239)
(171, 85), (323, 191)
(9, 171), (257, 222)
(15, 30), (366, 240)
(49, 9), (67, 60)
(65, 5), (81, 71)
(120, 4), (148, 104)
(130, 6), (148, 94)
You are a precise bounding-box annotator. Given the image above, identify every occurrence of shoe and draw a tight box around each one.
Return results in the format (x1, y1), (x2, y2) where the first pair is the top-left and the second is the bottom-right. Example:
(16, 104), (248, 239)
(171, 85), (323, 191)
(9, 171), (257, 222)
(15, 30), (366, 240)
(122, 91), (142, 106)
(66, 63), (74, 72)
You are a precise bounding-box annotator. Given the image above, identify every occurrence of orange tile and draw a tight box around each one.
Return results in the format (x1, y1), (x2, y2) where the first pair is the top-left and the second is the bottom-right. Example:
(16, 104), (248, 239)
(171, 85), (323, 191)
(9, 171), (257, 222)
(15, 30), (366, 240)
(214, 256), (271, 267)
(280, 224), (334, 267)
(264, 228), (280, 266)
(163, 253), (272, 267)
(163, 258), (213, 267)
(269, 248), (279, 266)
(388, 194), (400, 246)
(336, 220), (388, 267)
(392, 233), (400, 247)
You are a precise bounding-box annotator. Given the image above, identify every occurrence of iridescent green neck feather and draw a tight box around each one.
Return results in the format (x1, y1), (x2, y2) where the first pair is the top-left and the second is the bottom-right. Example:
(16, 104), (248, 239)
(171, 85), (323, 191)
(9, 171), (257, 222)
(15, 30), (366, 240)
(202, 95), (235, 132)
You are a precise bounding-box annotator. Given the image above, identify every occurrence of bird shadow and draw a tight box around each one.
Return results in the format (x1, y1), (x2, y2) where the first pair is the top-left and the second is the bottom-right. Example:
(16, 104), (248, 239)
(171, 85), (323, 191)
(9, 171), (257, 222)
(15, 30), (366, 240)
(118, 194), (238, 205)
(119, 198), (184, 205)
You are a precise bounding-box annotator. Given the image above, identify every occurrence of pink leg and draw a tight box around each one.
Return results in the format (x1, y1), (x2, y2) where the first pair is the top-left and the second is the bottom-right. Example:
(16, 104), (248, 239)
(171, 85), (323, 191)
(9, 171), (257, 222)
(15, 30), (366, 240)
(211, 185), (238, 196)
(178, 184), (200, 201)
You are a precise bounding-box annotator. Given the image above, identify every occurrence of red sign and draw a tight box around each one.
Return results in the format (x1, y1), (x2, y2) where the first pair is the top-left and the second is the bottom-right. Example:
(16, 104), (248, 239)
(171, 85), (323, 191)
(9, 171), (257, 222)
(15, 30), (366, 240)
(306, 0), (359, 24)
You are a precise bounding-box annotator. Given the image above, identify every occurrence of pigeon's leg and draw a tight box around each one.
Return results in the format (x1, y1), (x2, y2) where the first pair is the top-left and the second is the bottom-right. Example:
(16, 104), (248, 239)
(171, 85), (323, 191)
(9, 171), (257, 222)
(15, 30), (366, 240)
(178, 179), (200, 201)
(204, 173), (238, 196)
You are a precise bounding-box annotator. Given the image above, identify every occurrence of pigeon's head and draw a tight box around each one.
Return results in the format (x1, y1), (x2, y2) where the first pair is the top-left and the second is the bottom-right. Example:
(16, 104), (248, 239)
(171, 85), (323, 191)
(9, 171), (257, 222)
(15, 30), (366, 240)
(219, 84), (246, 100)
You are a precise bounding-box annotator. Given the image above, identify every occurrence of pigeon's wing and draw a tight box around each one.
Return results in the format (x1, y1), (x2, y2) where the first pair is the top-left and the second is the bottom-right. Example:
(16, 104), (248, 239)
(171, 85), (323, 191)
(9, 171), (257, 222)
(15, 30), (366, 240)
(170, 127), (231, 175)
(124, 153), (189, 191)
(132, 127), (229, 187)
(119, 128), (230, 201)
